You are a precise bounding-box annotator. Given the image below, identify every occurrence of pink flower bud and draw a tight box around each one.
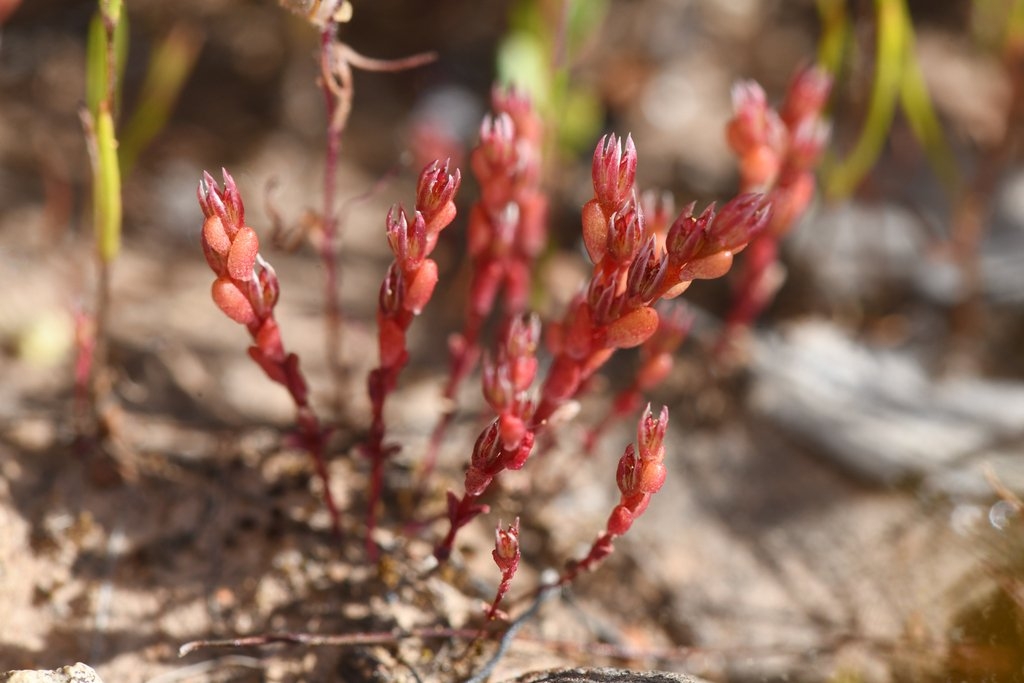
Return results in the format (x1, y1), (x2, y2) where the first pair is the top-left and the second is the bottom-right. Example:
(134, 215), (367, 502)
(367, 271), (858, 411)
(726, 81), (769, 153)
(199, 170), (244, 229)
(638, 403), (668, 453)
(226, 226), (260, 282)
(482, 355), (511, 410)
(470, 420), (503, 474)
(507, 312), (541, 359)
(711, 193), (772, 253)
(586, 270), (619, 325)
(473, 113), (517, 182)
(626, 234), (667, 304)
(219, 168), (245, 228)
(212, 277), (257, 325)
(592, 134), (637, 213)
(616, 444), (640, 496)
(607, 199), (644, 265)
(416, 159), (461, 226)
(781, 65), (832, 128)
(665, 202), (715, 263)
(492, 517), (521, 573)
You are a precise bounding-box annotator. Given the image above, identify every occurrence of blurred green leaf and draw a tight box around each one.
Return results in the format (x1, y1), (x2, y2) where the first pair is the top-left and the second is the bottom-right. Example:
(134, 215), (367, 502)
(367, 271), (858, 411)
(85, 7), (128, 120)
(824, 0), (906, 198)
(899, 28), (959, 192)
(94, 107), (122, 263)
(119, 24), (203, 174)
(497, 32), (551, 106)
(816, 0), (849, 75)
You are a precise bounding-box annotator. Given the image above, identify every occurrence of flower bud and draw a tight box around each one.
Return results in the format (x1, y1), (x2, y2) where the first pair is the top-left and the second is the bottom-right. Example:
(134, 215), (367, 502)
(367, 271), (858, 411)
(711, 193), (771, 253)
(492, 517), (521, 572)
(638, 403), (669, 462)
(626, 234), (667, 304)
(781, 65), (832, 128)
(470, 420), (503, 474)
(726, 81), (769, 154)
(592, 133), (637, 213)
(607, 199), (644, 265)
(616, 444), (640, 496)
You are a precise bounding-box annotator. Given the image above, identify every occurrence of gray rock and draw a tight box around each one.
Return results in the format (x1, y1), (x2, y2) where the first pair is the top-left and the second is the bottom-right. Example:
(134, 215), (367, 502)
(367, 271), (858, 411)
(750, 321), (1024, 496)
(0, 664), (103, 683)
(503, 668), (708, 683)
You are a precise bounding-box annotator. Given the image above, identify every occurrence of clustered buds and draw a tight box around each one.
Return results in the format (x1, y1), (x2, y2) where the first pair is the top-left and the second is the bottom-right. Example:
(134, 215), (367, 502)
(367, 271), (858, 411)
(436, 315), (540, 560)
(371, 159), (461, 408)
(607, 404), (669, 535)
(366, 159), (461, 554)
(720, 66), (832, 353)
(198, 170), (339, 535)
(561, 406), (669, 584)
(423, 87), (549, 486)
(726, 65), (831, 236)
(456, 86), (548, 367)
(199, 170), (306, 406)
(537, 135), (771, 424)
(485, 517), (521, 620)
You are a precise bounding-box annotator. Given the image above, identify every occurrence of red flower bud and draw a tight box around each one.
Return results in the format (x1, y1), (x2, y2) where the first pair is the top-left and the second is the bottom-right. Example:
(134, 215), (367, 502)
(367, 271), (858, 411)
(781, 65), (832, 128)
(607, 199), (644, 265)
(592, 133), (637, 213)
(711, 193), (772, 253)
(616, 444), (640, 496)
(492, 517), (521, 573)
(626, 234), (667, 304)
(416, 158), (461, 228)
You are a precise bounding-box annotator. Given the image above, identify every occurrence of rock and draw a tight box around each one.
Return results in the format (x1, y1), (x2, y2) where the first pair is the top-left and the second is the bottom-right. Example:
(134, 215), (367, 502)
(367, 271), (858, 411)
(503, 668), (708, 683)
(0, 664), (103, 683)
(750, 321), (1024, 496)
